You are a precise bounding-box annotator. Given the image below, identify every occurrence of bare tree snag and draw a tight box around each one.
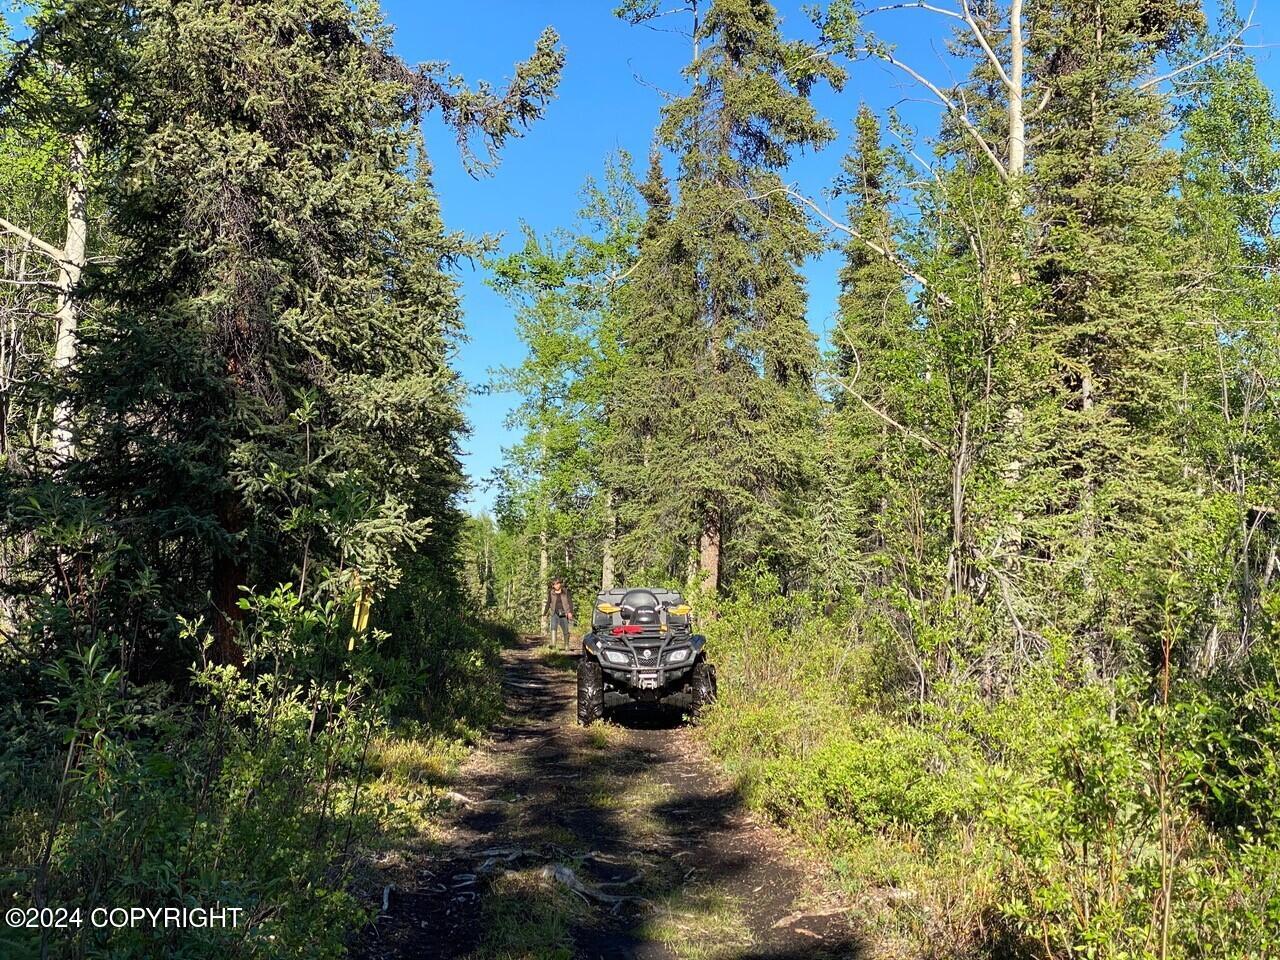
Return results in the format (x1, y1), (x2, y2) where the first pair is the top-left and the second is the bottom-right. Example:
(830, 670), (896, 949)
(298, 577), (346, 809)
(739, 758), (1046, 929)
(1, 133), (91, 462)
(51, 133), (89, 462)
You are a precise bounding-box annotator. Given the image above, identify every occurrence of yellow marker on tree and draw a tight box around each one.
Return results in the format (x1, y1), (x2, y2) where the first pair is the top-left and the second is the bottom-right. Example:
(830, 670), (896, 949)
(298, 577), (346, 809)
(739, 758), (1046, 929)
(349, 574), (373, 650)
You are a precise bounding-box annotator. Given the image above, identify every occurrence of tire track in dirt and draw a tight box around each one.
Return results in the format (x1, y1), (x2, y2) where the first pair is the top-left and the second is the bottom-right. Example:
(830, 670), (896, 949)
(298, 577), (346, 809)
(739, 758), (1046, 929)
(355, 634), (864, 960)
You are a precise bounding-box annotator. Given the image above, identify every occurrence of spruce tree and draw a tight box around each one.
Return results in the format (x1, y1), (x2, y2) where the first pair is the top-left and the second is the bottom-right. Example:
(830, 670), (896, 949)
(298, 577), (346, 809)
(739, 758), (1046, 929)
(822, 106), (915, 587)
(1024, 0), (1202, 668)
(609, 147), (699, 580)
(620, 0), (843, 592)
(3, 0), (561, 672)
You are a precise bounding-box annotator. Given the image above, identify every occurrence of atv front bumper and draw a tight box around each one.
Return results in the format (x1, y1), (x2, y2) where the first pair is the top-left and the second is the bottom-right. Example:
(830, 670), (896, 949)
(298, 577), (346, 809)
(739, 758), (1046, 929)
(601, 663), (693, 700)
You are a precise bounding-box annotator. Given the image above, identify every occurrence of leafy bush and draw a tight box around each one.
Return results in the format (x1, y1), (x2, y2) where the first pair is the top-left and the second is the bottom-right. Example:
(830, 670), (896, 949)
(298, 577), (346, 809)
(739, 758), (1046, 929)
(0, 575), (516, 959)
(693, 588), (1280, 960)
(760, 716), (974, 841)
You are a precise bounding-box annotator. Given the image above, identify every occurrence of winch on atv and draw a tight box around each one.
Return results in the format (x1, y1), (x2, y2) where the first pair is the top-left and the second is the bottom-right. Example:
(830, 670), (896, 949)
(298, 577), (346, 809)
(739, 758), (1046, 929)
(576, 587), (717, 724)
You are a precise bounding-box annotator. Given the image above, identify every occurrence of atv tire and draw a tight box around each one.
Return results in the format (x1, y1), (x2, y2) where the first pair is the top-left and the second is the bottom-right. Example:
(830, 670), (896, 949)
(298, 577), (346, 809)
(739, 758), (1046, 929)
(690, 659), (717, 716)
(577, 657), (604, 725)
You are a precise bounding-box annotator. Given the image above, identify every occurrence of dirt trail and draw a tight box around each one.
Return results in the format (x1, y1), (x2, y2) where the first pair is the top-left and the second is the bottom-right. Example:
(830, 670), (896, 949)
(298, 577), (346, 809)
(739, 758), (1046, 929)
(356, 635), (864, 960)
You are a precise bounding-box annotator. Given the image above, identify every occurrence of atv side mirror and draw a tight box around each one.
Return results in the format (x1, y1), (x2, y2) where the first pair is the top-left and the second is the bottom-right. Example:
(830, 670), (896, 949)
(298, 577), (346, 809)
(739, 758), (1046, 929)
(619, 605), (635, 621)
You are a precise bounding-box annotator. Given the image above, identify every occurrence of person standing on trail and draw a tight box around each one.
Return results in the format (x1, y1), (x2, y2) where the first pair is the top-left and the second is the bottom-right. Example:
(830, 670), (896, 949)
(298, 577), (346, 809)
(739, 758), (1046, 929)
(544, 577), (575, 650)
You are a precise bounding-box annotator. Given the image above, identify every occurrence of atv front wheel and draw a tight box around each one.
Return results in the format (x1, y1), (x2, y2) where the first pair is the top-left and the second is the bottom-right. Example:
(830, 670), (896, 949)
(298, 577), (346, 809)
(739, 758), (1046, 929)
(690, 659), (717, 716)
(577, 657), (604, 725)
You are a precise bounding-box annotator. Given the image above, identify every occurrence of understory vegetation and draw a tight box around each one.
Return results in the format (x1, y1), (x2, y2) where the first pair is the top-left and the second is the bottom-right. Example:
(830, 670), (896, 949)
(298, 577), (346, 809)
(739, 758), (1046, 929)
(698, 574), (1280, 958)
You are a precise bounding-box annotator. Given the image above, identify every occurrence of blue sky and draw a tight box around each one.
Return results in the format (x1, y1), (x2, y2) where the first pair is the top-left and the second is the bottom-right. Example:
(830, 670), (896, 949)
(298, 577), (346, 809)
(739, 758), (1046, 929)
(380, 0), (1278, 511)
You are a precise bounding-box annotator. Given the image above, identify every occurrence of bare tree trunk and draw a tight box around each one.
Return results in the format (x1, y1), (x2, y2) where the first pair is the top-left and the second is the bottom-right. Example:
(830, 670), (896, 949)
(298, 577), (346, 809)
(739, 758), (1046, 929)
(691, 0), (700, 62)
(601, 488), (616, 590)
(948, 410), (971, 598)
(1007, 0), (1025, 178)
(1001, 0), (1027, 590)
(698, 505), (720, 594)
(51, 133), (90, 462)
(482, 529), (492, 607)
(538, 521), (548, 636)
(538, 418), (549, 635)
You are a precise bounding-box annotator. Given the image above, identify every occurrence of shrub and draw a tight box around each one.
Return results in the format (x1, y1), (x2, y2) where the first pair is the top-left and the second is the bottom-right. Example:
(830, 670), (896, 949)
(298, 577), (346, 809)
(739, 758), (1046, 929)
(0, 579), (510, 959)
(760, 715), (974, 842)
(693, 591), (1280, 960)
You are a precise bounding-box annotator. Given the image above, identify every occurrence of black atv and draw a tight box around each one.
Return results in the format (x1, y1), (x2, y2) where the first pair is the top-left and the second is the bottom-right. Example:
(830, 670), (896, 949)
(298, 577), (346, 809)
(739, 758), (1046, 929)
(576, 587), (717, 724)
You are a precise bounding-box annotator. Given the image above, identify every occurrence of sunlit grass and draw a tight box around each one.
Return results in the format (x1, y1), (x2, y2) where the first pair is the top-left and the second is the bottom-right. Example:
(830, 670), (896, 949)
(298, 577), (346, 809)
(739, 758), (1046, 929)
(368, 734), (470, 786)
(466, 867), (585, 960)
(639, 886), (754, 960)
(362, 735), (473, 836)
(582, 720), (624, 749)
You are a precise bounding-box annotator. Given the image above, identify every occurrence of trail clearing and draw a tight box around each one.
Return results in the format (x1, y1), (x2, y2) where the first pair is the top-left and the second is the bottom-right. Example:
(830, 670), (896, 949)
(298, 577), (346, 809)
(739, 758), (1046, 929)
(355, 635), (864, 960)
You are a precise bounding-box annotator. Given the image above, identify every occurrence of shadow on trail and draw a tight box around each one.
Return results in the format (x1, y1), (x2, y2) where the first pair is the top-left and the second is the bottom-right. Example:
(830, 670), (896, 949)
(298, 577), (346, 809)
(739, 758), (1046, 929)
(354, 635), (864, 960)
(605, 701), (686, 731)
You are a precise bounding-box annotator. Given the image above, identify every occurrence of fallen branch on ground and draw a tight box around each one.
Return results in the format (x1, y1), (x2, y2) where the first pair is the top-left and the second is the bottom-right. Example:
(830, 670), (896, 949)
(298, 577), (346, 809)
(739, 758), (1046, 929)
(539, 863), (650, 908)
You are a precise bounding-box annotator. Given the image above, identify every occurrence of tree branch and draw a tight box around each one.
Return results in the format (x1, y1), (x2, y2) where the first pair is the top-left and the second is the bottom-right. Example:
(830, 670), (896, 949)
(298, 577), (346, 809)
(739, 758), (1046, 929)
(0, 277), (57, 288)
(751, 185), (956, 308)
(1026, 85), (1053, 120)
(960, 0), (1013, 92)
(827, 362), (945, 454)
(0, 216), (66, 263)
(1136, 8), (1255, 92)
(871, 48), (1009, 181)
(862, 2), (963, 20)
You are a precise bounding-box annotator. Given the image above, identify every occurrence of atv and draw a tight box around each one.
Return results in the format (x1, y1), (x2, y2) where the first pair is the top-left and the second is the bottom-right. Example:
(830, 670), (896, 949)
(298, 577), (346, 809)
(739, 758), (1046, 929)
(576, 587), (717, 725)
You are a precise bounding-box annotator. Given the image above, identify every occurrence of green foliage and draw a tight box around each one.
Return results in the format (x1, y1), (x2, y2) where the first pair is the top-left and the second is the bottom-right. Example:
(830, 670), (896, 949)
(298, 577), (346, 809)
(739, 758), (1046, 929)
(9, 0), (1280, 958)
(474, 0), (1280, 952)
(1, 615), (373, 959)
(695, 584), (1280, 959)
(1, 0), (558, 955)
(762, 717), (974, 841)
(486, 152), (642, 611)
(610, 0), (844, 590)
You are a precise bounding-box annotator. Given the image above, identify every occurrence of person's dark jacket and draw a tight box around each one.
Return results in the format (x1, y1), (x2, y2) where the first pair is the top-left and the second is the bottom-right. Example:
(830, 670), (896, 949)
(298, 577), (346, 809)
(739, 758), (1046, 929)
(544, 586), (575, 620)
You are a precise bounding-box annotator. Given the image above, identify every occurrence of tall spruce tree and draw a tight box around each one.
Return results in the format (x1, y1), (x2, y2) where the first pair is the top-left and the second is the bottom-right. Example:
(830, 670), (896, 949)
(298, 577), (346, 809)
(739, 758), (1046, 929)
(2, 0), (562, 673)
(619, 0), (843, 592)
(821, 106), (915, 589)
(1024, 0), (1202, 669)
(609, 147), (699, 580)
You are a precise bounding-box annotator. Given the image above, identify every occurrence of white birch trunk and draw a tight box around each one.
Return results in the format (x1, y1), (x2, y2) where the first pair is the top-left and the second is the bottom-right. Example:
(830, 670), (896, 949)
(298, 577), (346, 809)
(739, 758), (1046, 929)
(51, 133), (90, 461)
(1007, 0), (1025, 178)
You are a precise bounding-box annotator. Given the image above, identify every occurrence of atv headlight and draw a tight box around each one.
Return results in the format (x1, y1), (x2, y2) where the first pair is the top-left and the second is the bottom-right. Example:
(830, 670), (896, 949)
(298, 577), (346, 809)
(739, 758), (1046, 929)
(603, 649), (630, 666)
(665, 647), (690, 664)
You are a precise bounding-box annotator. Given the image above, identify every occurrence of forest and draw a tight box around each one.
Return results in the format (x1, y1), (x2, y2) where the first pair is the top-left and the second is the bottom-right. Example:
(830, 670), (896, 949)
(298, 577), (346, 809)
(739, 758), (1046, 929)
(2, 0), (1279, 958)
